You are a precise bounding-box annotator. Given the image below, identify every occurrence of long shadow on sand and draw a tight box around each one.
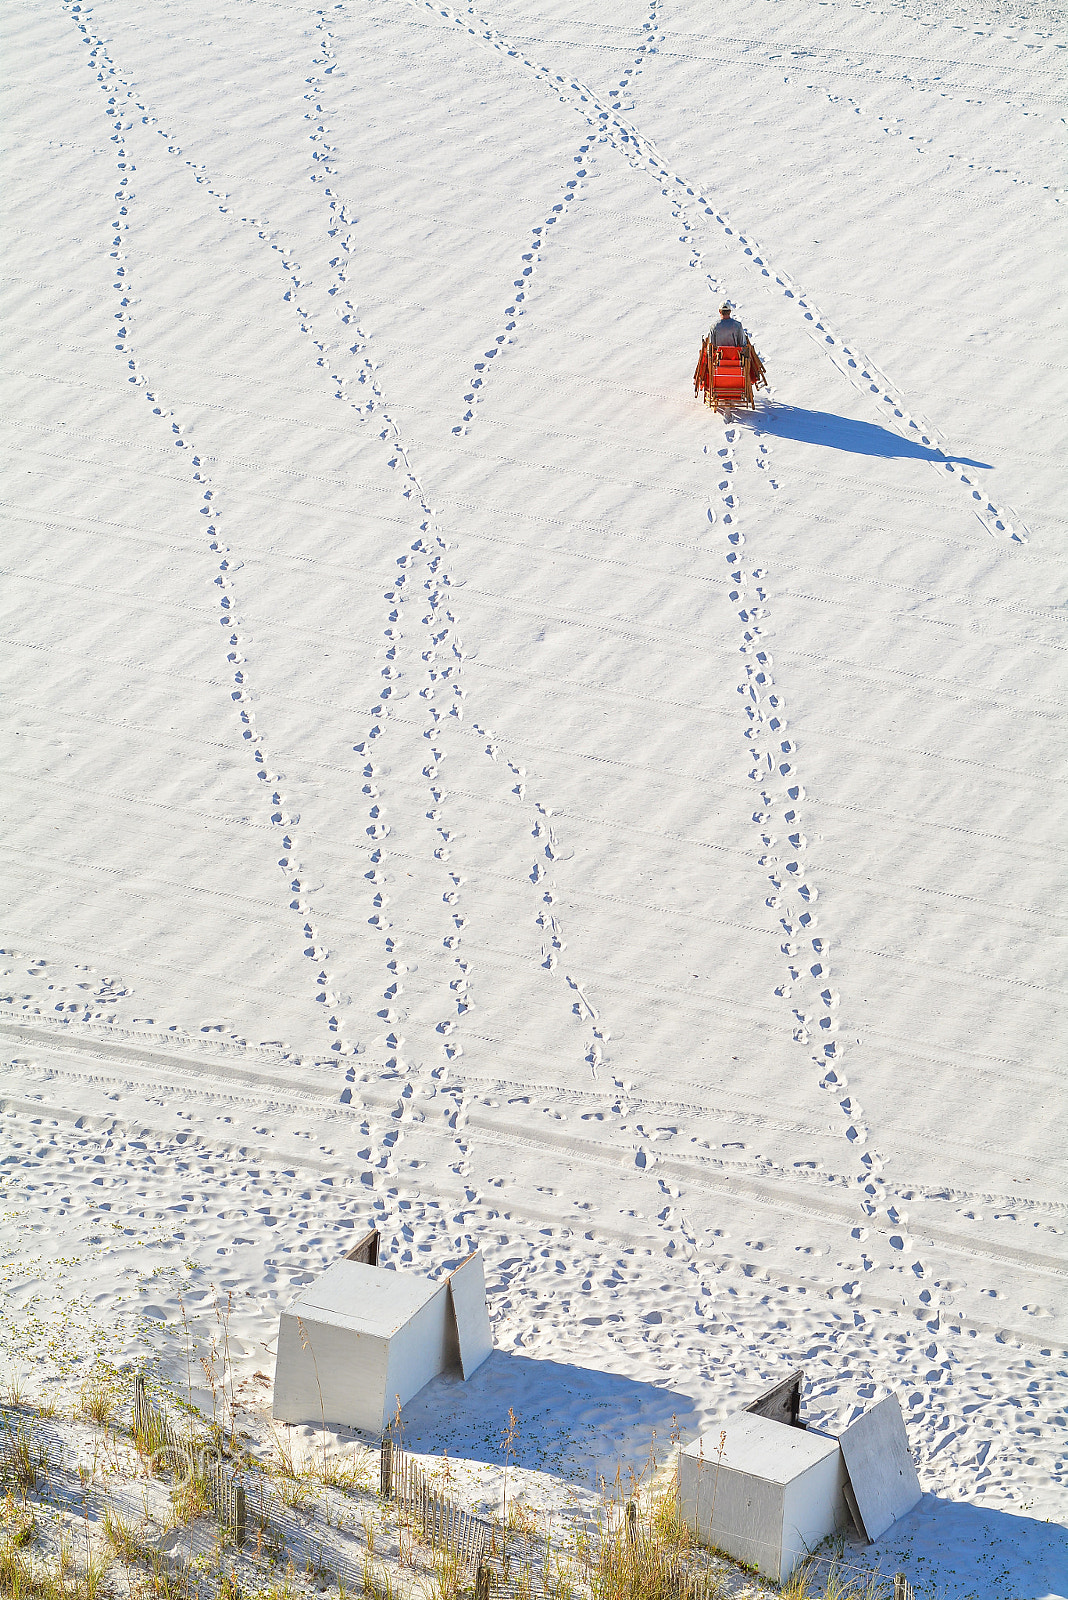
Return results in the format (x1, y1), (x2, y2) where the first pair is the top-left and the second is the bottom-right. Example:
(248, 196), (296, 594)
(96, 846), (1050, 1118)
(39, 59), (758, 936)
(741, 404), (992, 468)
(383, 1363), (1068, 1598)
(875, 1491), (1068, 1600)
(399, 1367), (1068, 1597)
(396, 1350), (695, 1488)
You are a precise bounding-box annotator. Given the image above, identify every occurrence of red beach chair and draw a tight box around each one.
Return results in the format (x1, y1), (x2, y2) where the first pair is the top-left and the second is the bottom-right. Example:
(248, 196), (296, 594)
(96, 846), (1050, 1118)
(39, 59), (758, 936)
(693, 336), (767, 415)
(712, 345), (749, 411)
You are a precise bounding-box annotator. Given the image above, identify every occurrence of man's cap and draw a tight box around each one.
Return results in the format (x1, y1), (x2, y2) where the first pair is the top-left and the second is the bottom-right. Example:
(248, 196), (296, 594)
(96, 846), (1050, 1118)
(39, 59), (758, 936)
(719, 302), (733, 315)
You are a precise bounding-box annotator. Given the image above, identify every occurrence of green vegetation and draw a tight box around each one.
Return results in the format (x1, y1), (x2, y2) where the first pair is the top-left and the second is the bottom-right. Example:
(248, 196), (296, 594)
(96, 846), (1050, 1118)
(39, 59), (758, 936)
(0, 1352), (910, 1600)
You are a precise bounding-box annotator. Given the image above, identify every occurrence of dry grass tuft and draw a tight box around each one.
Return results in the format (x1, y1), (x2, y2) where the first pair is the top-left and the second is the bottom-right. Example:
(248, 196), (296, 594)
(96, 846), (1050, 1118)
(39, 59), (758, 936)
(274, 1476), (315, 1513)
(134, 1552), (194, 1600)
(313, 1452), (372, 1495)
(171, 1467), (213, 1526)
(215, 1567), (241, 1600)
(267, 1431), (297, 1482)
(0, 1534), (112, 1600)
(780, 1559), (893, 1600)
(504, 1497), (539, 1541)
(103, 1506), (147, 1565)
(418, 1541), (464, 1600)
(0, 1424), (47, 1500)
(78, 1373), (120, 1431)
(2, 1494), (38, 1549)
(0, 1374), (26, 1411)
(131, 1408), (171, 1466)
(580, 1475), (725, 1600)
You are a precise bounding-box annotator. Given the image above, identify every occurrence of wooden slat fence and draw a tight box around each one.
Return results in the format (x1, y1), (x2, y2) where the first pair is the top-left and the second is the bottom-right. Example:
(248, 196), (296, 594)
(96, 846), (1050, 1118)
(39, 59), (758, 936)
(383, 1436), (488, 1570)
(132, 1373), (185, 1457)
(206, 1457), (247, 1545)
(131, 1376), (245, 1545)
(126, 1396), (913, 1598)
(802, 1549), (914, 1600)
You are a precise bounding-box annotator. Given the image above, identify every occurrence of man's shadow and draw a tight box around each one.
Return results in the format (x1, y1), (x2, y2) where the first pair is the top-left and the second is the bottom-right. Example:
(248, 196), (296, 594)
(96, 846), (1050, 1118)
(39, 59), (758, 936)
(396, 1349), (695, 1489)
(741, 403), (992, 468)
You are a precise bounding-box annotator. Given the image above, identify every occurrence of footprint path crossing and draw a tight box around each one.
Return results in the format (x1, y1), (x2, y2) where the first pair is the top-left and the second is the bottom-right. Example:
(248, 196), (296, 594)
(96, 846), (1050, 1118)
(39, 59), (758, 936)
(37, 0), (1061, 1459)
(449, 0), (661, 434)
(400, 0), (1027, 542)
(302, 6), (479, 1191)
(58, 0), (476, 1190)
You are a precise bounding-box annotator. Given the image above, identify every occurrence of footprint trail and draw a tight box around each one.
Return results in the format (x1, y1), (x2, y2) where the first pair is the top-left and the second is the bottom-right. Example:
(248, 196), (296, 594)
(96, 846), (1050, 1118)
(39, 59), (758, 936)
(59, 0), (345, 1055)
(403, 0), (1026, 542)
(715, 422), (943, 1317)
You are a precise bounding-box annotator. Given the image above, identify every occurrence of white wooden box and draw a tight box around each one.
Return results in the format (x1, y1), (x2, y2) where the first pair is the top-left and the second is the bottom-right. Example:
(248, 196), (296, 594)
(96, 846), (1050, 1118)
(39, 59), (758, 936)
(679, 1412), (850, 1582)
(273, 1250), (492, 1433)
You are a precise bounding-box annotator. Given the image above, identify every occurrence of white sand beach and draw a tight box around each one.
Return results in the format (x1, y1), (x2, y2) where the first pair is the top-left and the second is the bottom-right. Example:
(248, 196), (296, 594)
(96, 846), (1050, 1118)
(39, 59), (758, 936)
(1, 0), (1066, 1592)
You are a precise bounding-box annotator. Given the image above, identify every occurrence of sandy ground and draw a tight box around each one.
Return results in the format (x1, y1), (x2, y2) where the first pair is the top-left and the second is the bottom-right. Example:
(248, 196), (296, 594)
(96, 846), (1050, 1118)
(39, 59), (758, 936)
(2, 0), (1066, 1593)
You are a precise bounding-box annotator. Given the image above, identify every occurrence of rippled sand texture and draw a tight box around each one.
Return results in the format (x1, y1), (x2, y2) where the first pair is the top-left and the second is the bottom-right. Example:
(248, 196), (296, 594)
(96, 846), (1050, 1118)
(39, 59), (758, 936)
(2, 0), (1066, 1593)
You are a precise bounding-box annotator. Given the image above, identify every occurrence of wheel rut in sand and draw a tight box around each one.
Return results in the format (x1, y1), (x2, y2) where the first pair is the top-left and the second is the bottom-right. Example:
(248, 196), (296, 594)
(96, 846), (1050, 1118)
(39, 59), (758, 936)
(674, 24), (1065, 197)
(4, 1019), (1064, 1291)
(2, 1055), (1063, 1502)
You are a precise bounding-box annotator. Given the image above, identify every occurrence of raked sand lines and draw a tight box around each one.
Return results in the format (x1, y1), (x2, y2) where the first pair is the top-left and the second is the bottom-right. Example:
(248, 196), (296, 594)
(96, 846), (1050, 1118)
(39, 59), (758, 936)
(45, 0), (1055, 1235)
(60, 0), (491, 1171)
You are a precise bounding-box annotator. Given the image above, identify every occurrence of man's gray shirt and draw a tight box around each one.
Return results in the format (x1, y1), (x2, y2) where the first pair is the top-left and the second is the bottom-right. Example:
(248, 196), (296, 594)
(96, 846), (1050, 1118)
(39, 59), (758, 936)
(712, 316), (746, 347)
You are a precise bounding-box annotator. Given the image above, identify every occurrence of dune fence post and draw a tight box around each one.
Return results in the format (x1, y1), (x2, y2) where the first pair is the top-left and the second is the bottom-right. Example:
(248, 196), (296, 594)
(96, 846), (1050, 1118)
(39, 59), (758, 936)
(380, 1433), (393, 1498)
(132, 1373), (147, 1437)
(232, 1476), (247, 1546)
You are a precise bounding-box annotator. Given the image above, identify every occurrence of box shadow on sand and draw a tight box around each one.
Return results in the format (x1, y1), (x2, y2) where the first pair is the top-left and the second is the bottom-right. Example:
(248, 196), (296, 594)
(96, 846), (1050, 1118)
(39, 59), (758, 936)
(393, 1350), (697, 1489)
(877, 1492), (1068, 1600)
